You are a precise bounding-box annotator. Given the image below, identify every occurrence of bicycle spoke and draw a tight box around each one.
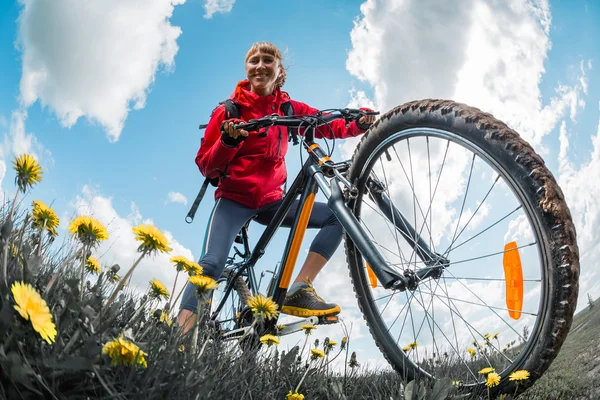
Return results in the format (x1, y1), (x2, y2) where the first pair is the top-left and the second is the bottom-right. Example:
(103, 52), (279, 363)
(444, 277), (541, 282)
(448, 242), (536, 266)
(449, 153), (476, 247)
(447, 204), (523, 253)
(416, 289), (537, 316)
(443, 174), (501, 257)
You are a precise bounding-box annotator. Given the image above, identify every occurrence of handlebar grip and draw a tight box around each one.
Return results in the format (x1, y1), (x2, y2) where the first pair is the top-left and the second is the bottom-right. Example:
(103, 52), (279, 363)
(232, 120), (260, 131)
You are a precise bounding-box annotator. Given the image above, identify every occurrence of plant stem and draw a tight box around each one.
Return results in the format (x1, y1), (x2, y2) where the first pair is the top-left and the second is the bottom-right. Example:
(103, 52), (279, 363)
(170, 281), (188, 315)
(79, 244), (89, 301)
(98, 250), (148, 320)
(36, 219), (47, 257)
(1, 191), (20, 287)
(191, 292), (203, 353)
(123, 295), (151, 333)
(294, 358), (315, 394)
(166, 270), (180, 312)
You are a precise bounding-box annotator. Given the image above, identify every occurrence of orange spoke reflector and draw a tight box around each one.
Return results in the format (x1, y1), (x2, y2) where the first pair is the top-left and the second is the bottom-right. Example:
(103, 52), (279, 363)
(366, 262), (378, 288)
(503, 241), (523, 320)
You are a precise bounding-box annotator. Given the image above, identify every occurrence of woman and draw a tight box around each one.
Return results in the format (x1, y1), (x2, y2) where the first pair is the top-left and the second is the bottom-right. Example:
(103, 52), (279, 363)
(178, 42), (375, 333)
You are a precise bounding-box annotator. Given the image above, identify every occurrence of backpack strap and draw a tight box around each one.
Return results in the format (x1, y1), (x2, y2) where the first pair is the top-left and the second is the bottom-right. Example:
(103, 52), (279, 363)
(186, 177), (211, 224)
(199, 99), (241, 129)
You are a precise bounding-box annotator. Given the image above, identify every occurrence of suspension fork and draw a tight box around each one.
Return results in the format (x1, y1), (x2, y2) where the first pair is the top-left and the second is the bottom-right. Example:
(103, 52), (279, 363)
(365, 176), (449, 284)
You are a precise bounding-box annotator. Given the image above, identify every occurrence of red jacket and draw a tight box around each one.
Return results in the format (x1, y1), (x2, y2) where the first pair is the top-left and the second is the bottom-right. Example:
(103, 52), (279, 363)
(195, 79), (366, 209)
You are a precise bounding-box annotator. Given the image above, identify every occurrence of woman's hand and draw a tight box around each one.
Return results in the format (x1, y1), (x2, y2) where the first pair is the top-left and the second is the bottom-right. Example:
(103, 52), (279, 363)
(220, 118), (249, 147)
(357, 108), (377, 130)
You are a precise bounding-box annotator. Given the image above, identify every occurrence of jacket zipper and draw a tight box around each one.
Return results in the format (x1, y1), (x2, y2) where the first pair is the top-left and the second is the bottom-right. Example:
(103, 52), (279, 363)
(277, 128), (282, 157)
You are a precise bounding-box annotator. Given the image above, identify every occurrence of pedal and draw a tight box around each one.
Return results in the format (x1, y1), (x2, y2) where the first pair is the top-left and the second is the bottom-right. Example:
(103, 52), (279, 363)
(222, 326), (253, 341)
(318, 315), (339, 325)
(277, 316), (319, 336)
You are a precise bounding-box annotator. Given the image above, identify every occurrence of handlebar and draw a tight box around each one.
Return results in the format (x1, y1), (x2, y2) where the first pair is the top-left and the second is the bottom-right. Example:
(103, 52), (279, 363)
(231, 108), (379, 133)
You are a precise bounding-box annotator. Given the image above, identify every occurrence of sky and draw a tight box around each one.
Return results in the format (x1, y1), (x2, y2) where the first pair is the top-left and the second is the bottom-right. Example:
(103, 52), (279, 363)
(1, 0), (599, 374)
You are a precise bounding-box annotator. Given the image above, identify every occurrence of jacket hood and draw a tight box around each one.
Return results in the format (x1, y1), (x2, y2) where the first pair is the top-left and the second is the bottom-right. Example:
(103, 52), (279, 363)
(230, 79), (291, 108)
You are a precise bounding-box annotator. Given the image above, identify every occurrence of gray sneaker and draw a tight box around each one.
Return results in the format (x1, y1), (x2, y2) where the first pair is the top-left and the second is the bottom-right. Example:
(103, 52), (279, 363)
(282, 280), (341, 317)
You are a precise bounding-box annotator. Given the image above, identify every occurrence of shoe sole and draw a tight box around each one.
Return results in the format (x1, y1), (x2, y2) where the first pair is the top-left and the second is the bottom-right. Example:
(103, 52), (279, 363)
(281, 305), (341, 317)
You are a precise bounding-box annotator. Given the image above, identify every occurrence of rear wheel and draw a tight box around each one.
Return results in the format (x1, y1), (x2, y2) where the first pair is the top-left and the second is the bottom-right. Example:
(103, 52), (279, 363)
(210, 268), (251, 334)
(344, 99), (579, 396)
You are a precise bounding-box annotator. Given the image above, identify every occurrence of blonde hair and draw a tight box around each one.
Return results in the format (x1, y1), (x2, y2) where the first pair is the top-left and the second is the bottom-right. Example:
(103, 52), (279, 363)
(245, 42), (287, 88)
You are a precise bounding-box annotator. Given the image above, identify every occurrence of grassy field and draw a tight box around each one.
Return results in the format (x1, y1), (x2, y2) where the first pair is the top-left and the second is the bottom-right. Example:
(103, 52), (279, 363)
(519, 297), (599, 399)
(0, 154), (596, 400)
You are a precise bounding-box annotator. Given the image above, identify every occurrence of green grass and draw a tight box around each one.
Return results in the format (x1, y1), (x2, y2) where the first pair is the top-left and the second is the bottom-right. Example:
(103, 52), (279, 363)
(0, 157), (597, 400)
(520, 299), (600, 399)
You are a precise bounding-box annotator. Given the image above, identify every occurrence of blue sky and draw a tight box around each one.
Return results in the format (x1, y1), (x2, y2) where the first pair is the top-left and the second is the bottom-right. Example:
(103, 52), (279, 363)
(1, 0), (600, 371)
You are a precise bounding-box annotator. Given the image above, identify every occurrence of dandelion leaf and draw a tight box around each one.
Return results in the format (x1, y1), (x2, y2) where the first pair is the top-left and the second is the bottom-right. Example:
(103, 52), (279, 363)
(405, 380), (416, 400)
(26, 254), (43, 275)
(2, 350), (43, 395)
(431, 378), (452, 400)
(0, 293), (16, 333)
(46, 356), (95, 372)
(417, 382), (427, 400)
(280, 345), (299, 372)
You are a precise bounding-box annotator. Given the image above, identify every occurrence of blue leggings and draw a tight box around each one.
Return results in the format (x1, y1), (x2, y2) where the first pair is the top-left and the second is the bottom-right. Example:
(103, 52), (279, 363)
(179, 197), (343, 313)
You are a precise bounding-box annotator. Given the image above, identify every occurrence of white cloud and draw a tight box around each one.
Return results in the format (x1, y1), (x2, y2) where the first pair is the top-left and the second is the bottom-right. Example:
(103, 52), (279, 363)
(9, 109), (38, 159)
(557, 104), (600, 310)
(16, 0), (186, 142)
(346, 0), (588, 152)
(203, 0), (235, 19)
(69, 184), (195, 307)
(167, 191), (188, 206)
(0, 114), (7, 129)
(0, 109), (51, 176)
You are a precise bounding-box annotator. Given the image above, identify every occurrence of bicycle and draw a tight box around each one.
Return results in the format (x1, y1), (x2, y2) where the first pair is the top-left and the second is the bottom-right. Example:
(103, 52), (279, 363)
(192, 99), (579, 397)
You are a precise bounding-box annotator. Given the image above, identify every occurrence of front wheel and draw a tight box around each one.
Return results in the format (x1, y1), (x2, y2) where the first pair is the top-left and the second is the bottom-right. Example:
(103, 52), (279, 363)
(344, 99), (579, 396)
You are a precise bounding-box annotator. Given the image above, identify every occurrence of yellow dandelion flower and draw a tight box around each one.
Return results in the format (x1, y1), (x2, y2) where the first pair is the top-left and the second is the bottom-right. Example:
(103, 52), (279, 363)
(486, 372), (501, 388)
(178, 344), (185, 352)
(407, 341), (418, 349)
(148, 279), (169, 300)
(328, 340), (337, 347)
(158, 310), (173, 326)
(68, 216), (109, 245)
(467, 348), (476, 358)
(247, 293), (279, 321)
(479, 367), (495, 375)
(276, 324), (286, 332)
(311, 348), (325, 359)
(86, 256), (101, 275)
(132, 224), (172, 254)
(102, 336), (147, 368)
(170, 256), (202, 275)
(11, 281), (57, 344)
(188, 275), (219, 292)
(402, 346), (411, 352)
(31, 200), (60, 236)
(259, 334), (280, 346)
(107, 272), (120, 282)
(13, 154), (42, 192)
(286, 391), (305, 400)
(492, 332), (499, 340)
(300, 323), (316, 334)
(509, 370), (530, 381)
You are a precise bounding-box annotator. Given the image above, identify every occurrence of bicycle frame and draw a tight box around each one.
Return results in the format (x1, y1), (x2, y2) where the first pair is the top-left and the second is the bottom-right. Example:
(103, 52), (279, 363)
(210, 119), (447, 329)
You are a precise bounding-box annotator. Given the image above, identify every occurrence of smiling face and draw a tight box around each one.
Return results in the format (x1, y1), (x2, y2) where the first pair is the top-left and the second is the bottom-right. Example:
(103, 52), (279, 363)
(245, 50), (281, 96)
(244, 42), (286, 96)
